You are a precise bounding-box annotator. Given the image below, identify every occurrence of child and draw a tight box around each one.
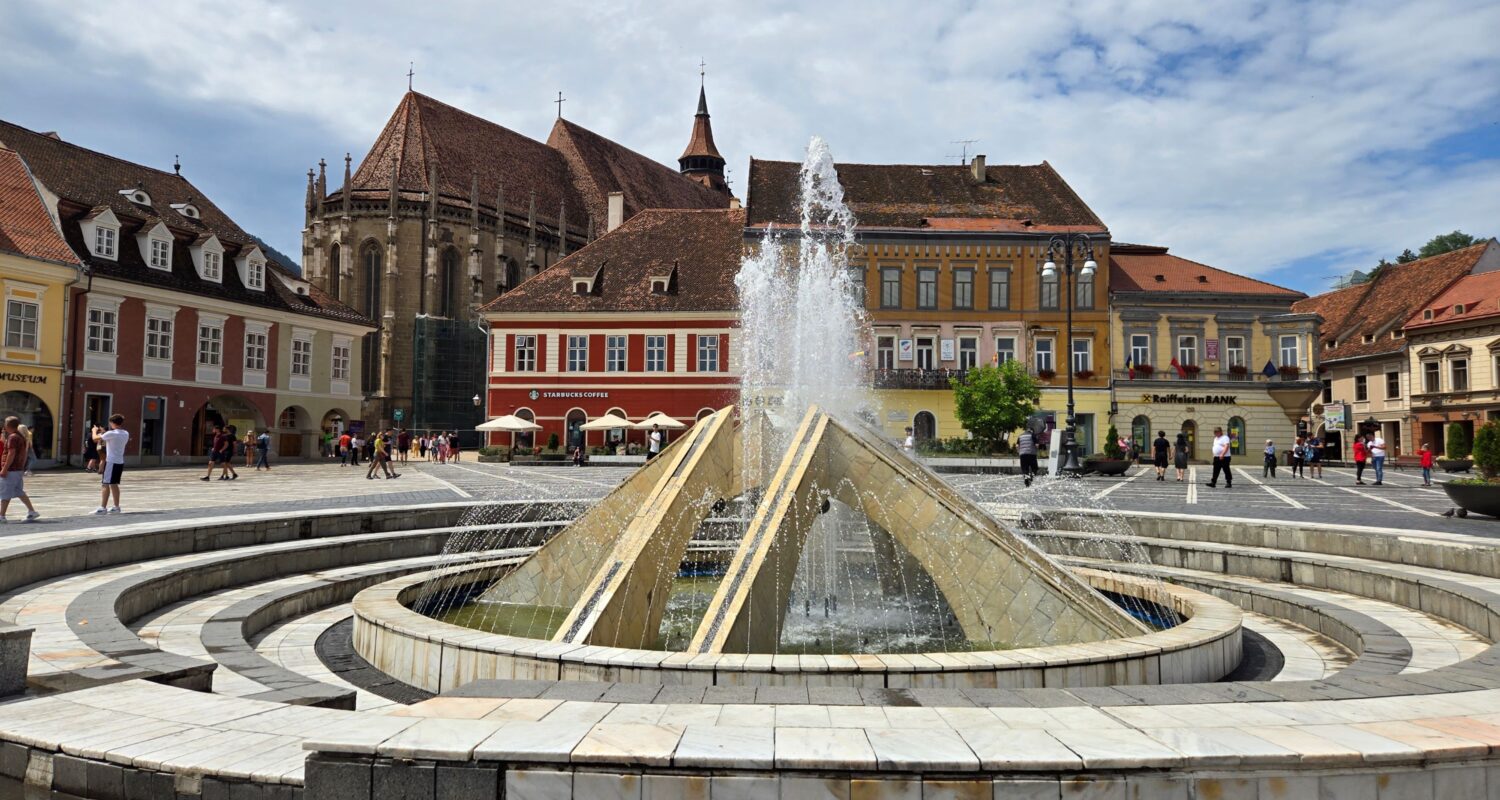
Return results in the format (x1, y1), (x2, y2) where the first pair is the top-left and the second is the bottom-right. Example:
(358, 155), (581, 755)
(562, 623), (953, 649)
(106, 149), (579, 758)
(1420, 442), (1434, 486)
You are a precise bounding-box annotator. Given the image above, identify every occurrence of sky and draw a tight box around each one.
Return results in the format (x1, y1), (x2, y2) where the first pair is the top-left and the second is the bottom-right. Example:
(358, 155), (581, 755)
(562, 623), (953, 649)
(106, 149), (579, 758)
(2, 0), (1497, 294)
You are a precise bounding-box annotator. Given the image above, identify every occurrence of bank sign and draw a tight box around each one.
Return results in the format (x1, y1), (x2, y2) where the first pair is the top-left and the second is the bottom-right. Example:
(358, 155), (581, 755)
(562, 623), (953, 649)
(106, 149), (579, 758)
(1141, 393), (1238, 405)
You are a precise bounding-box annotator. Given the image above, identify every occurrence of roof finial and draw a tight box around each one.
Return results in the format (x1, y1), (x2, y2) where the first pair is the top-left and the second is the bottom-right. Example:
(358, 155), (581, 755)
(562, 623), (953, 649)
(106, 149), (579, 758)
(173, 154), (180, 175)
(407, 62), (414, 91)
(699, 58), (706, 88)
(555, 91), (565, 120)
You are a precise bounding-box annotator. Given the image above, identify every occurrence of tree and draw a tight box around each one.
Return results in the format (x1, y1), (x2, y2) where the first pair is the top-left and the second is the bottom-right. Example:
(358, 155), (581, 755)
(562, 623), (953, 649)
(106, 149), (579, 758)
(1446, 423), (1471, 461)
(950, 360), (1040, 450)
(1102, 424), (1123, 459)
(1420, 231), (1478, 259)
(1396, 249), (1418, 264)
(1473, 421), (1500, 479)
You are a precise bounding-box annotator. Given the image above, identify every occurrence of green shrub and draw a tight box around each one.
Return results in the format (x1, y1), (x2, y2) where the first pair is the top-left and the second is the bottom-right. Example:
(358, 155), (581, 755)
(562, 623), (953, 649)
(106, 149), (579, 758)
(1102, 424), (1123, 459)
(478, 446), (503, 457)
(1473, 421), (1500, 478)
(1446, 423), (1471, 460)
(547, 432), (560, 451)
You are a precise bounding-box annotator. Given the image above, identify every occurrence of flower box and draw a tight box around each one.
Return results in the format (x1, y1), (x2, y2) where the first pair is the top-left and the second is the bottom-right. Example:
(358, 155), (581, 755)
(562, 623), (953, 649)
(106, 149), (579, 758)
(1037, 368), (1056, 381)
(1134, 364), (1154, 376)
(1074, 369), (1095, 380)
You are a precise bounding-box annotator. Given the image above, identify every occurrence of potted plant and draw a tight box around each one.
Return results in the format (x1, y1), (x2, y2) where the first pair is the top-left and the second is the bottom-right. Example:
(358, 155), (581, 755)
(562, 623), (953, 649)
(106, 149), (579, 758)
(476, 445), (508, 463)
(1134, 364), (1154, 377)
(1074, 369), (1095, 380)
(1439, 423), (1473, 472)
(1279, 364), (1301, 379)
(1085, 423), (1132, 476)
(1228, 364), (1250, 380)
(1036, 368), (1056, 381)
(1443, 420), (1500, 516)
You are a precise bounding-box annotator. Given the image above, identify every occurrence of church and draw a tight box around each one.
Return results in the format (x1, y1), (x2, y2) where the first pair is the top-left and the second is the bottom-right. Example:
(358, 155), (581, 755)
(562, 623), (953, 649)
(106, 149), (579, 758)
(300, 84), (731, 436)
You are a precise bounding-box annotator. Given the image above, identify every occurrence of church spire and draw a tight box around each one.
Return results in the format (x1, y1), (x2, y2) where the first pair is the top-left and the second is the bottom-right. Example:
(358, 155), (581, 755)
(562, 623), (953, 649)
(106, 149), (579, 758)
(678, 67), (728, 194)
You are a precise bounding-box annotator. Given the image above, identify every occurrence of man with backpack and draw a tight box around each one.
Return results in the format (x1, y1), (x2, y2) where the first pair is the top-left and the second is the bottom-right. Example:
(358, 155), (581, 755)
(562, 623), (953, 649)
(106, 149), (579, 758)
(254, 429), (273, 471)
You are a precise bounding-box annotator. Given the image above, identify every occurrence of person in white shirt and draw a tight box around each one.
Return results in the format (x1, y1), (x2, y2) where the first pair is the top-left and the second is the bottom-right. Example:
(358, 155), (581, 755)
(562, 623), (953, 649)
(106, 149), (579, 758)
(1206, 425), (1233, 489)
(647, 425), (663, 461)
(1370, 434), (1387, 485)
(94, 413), (130, 514)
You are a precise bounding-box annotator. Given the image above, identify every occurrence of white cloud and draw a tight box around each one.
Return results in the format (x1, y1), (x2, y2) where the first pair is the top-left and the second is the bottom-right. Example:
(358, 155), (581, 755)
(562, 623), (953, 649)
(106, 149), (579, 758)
(2, 0), (1496, 289)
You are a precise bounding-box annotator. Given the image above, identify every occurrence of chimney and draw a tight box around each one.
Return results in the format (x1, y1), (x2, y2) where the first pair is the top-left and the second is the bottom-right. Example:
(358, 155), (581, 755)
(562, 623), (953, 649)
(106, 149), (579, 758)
(970, 154), (986, 184)
(606, 192), (625, 232)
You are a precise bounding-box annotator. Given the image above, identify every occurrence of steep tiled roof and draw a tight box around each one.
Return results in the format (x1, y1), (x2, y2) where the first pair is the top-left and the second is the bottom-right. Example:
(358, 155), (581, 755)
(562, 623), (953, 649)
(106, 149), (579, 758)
(678, 86), (724, 162)
(0, 147), (79, 266)
(1110, 244), (1304, 298)
(1293, 244), (1485, 362)
(481, 208), (743, 315)
(0, 119), (370, 326)
(745, 159), (1106, 231)
(1402, 242), (1500, 330)
(546, 118), (728, 231)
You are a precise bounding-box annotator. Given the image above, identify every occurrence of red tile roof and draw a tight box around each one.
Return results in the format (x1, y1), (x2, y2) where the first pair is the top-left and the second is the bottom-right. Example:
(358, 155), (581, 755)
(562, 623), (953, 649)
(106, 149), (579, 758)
(546, 118), (728, 231)
(0, 119), (370, 326)
(1401, 241), (1500, 330)
(0, 147), (79, 266)
(678, 86), (724, 162)
(481, 208), (744, 315)
(1293, 243), (1487, 362)
(745, 159), (1106, 231)
(1109, 244), (1303, 298)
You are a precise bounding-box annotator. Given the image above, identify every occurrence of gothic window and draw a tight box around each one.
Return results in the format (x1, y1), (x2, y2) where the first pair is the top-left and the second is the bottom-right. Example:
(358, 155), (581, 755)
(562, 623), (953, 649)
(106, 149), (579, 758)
(360, 242), (382, 395)
(440, 248), (459, 318)
(360, 243), (382, 318)
(328, 244), (341, 298)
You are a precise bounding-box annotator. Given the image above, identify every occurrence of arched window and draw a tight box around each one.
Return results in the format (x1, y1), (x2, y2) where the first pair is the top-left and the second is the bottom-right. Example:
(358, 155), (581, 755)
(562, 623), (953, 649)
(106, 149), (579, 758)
(1229, 416), (1247, 457)
(360, 242), (382, 395)
(1131, 415), (1151, 455)
(440, 248), (459, 318)
(913, 411), (936, 442)
(328, 243), (341, 298)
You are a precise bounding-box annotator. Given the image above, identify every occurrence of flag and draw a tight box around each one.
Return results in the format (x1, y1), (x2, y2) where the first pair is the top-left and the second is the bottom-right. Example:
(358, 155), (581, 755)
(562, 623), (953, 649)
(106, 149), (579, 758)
(1261, 359), (1278, 378)
(1125, 354), (1134, 380)
(848, 350), (866, 361)
(1170, 356), (1186, 378)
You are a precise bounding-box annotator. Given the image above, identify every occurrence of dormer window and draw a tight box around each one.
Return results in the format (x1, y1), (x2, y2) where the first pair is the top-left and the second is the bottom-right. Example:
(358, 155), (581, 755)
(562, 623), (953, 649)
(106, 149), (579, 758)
(170, 202), (200, 219)
(191, 234), (224, 282)
(573, 278), (592, 295)
(233, 245), (266, 291)
(1423, 309), (1435, 320)
(1363, 333), (1375, 344)
(204, 251), (222, 281)
(247, 258), (265, 290)
(82, 207), (121, 261)
(120, 187), (151, 206)
(1455, 304), (1467, 315)
(137, 221), (173, 272)
(94, 226), (117, 259)
(1392, 330), (1404, 339)
(150, 238), (171, 269)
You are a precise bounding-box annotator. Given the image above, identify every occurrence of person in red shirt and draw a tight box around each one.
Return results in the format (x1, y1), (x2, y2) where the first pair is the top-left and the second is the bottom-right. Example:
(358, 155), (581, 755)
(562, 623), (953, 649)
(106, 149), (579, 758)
(1352, 435), (1368, 485)
(1420, 442), (1435, 486)
(0, 415), (39, 522)
(338, 432), (352, 467)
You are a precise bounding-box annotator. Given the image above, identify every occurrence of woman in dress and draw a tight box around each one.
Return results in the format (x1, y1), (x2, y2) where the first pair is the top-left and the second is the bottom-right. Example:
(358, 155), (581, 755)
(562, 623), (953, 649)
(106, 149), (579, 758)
(1173, 432), (1190, 482)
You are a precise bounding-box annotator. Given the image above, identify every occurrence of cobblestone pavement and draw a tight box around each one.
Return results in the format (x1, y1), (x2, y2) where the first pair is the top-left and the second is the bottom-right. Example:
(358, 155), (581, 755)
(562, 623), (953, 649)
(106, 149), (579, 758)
(4, 458), (1490, 537)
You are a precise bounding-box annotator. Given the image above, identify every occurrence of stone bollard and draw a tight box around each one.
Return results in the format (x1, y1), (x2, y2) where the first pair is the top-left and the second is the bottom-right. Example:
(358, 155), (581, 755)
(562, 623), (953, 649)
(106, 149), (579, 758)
(0, 625), (32, 696)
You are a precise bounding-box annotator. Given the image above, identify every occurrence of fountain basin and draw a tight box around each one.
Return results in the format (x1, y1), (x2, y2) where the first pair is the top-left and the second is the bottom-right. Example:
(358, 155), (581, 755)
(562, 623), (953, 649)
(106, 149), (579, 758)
(351, 560), (1241, 692)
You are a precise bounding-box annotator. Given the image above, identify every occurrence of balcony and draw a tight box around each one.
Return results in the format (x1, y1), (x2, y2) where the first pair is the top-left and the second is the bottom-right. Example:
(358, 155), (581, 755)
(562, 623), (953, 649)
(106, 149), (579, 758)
(1113, 368), (1317, 385)
(873, 368), (969, 389)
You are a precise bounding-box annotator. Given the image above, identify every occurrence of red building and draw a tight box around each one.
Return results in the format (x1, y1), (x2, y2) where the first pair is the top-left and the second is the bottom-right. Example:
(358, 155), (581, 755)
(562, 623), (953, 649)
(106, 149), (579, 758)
(480, 208), (743, 451)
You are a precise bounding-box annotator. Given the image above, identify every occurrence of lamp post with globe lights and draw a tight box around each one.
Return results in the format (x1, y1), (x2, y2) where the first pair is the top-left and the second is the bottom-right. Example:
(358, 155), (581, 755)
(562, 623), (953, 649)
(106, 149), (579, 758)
(1041, 234), (1098, 476)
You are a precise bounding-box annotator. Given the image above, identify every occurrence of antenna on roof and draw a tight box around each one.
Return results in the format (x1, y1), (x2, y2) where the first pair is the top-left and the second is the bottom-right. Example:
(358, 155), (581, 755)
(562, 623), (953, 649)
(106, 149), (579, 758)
(173, 154), (180, 175)
(555, 91), (566, 120)
(407, 62), (415, 91)
(948, 139), (979, 164)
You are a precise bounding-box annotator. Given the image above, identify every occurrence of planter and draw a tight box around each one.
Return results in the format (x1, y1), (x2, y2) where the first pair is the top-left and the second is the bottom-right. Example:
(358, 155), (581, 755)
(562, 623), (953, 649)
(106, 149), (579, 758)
(1442, 481), (1500, 517)
(477, 455), (506, 463)
(1439, 458), (1472, 473)
(1085, 458), (1131, 476)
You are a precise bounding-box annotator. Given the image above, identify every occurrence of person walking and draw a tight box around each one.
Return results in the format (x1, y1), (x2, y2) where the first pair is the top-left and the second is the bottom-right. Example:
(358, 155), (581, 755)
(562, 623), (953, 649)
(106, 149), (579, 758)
(1370, 432), (1387, 486)
(94, 414), (129, 515)
(1352, 435), (1368, 485)
(902, 427), (914, 454)
(448, 431), (461, 462)
(1173, 432), (1189, 482)
(1420, 442), (1434, 486)
(1263, 439), (1278, 478)
(338, 431), (352, 467)
(1152, 430), (1170, 481)
(1308, 434), (1324, 479)
(1207, 426), (1233, 488)
(224, 426), (241, 480)
(82, 424), (100, 473)
(397, 429), (410, 463)
(254, 429), (272, 471)
(366, 431), (386, 479)
(648, 424), (664, 461)
(0, 416), (40, 522)
(1017, 427), (1039, 487)
(202, 424), (229, 481)
(1289, 437), (1304, 478)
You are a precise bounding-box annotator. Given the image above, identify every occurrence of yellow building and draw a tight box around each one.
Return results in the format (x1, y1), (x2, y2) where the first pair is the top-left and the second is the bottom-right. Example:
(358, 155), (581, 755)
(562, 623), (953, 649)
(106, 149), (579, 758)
(0, 146), (83, 465)
(1108, 244), (1320, 460)
(745, 155), (1113, 451)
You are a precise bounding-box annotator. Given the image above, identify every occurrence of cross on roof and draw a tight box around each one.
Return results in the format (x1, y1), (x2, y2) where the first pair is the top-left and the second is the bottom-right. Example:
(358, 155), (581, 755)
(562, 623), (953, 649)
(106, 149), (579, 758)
(555, 91), (565, 119)
(407, 62), (414, 91)
(699, 58), (706, 86)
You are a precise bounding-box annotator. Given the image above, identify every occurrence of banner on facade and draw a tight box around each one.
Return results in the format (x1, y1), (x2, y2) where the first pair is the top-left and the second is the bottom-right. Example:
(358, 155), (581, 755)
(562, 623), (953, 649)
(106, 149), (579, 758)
(1205, 339), (1219, 360)
(939, 339), (955, 361)
(897, 339), (914, 361)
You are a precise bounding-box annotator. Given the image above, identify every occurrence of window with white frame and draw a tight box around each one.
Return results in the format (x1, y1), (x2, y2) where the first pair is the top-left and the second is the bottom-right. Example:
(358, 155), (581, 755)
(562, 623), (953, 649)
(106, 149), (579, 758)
(203, 250), (222, 282)
(606, 335), (626, 372)
(1071, 338), (1093, 374)
(291, 337), (312, 376)
(1452, 358), (1469, 391)
(1040, 271), (1059, 309)
(149, 237), (172, 270)
(1177, 335), (1198, 367)
(1424, 361), (1440, 393)
(915, 337), (935, 370)
(1386, 371), (1400, 400)
(4, 300), (38, 350)
(1225, 336), (1246, 367)
(958, 337), (978, 370)
(1074, 272), (1094, 310)
(145, 316), (173, 360)
(645, 335), (666, 372)
(87, 307), (117, 354)
(332, 342), (351, 381)
(1279, 335), (1300, 368)
(197, 323), (222, 366)
(93, 225), (117, 259)
(244, 331), (268, 372)
(995, 336), (1016, 365)
(1034, 338), (1055, 373)
(514, 335), (537, 372)
(697, 335), (720, 372)
(877, 335), (895, 369)
(916, 268), (937, 309)
(1130, 333), (1150, 367)
(567, 335), (588, 372)
(247, 259), (265, 290)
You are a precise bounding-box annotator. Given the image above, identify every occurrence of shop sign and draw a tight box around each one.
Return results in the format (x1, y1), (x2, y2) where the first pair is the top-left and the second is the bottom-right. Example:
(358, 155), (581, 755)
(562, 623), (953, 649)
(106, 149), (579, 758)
(1205, 339), (1219, 360)
(939, 339), (956, 361)
(1141, 393), (1238, 405)
(529, 389), (610, 400)
(897, 339), (914, 361)
(743, 392), (785, 408)
(1323, 402), (1349, 431)
(0, 372), (47, 384)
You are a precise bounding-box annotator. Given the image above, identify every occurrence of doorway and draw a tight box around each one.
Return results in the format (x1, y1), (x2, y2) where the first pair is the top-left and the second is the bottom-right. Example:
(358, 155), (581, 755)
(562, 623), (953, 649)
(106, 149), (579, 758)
(0, 391), (54, 461)
(138, 395), (165, 465)
(913, 411), (936, 442)
(1181, 420), (1198, 461)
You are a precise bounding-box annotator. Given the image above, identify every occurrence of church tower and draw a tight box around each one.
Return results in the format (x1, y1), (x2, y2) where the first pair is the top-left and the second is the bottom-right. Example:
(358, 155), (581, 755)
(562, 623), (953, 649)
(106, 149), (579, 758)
(679, 82), (728, 194)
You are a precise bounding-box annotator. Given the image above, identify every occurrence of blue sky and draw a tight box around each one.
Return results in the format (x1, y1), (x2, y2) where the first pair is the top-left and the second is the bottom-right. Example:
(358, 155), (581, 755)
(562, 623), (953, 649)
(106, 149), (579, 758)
(2, 0), (1496, 295)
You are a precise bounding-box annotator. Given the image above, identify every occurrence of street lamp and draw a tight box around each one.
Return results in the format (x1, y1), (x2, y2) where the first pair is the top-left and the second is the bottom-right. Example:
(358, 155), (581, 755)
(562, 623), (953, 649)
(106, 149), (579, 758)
(472, 394), (482, 408)
(1041, 233), (1098, 476)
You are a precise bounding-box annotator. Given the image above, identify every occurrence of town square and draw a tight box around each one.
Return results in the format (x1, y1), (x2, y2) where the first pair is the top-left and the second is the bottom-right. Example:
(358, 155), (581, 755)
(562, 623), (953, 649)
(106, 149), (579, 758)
(1, 2), (1500, 798)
